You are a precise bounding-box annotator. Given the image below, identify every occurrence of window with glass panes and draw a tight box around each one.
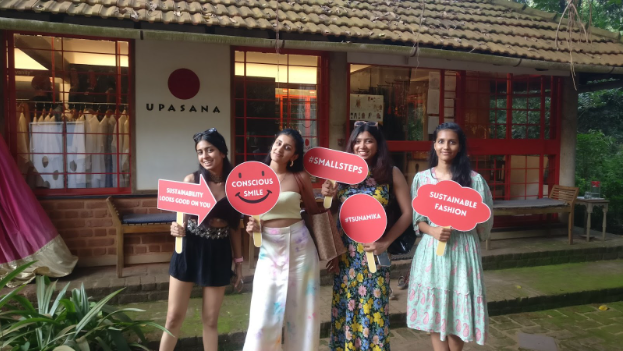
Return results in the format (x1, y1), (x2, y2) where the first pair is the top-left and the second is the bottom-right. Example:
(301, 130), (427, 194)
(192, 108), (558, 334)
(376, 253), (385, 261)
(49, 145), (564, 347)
(233, 49), (329, 182)
(3, 32), (132, 195)
(348, 64), (562, 210)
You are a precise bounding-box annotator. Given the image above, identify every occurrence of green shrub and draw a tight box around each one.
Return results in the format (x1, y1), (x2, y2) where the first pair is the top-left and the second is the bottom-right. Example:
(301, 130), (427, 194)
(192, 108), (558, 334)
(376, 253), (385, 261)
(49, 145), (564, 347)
(0, 262), (171, 351)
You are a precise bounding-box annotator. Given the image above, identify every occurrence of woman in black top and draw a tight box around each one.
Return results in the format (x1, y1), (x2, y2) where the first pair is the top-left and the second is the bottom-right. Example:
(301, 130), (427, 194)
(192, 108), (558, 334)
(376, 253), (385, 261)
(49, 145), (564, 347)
(160, 128), (243, 351)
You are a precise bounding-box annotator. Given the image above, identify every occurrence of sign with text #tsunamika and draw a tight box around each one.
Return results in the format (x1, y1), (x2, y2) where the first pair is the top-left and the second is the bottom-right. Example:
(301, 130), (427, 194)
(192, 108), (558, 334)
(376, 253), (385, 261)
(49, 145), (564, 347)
(339, 194), (387, 273)
(412, 180), (491, 232)
(304, 147), (368, 185)
(157, 174), (217, 224)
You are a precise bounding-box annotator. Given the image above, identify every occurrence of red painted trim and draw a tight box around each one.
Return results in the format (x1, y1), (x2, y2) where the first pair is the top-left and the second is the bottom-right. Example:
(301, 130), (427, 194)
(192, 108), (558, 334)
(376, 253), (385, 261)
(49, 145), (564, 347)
(5, 31), (133, 196)
(439, 69), (445, 124)
(506, 73), (513, 140)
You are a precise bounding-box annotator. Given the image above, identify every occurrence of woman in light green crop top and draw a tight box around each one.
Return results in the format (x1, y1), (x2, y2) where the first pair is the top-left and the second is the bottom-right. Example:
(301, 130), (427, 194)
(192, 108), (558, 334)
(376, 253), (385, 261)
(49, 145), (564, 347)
(243, 129), (321, 351)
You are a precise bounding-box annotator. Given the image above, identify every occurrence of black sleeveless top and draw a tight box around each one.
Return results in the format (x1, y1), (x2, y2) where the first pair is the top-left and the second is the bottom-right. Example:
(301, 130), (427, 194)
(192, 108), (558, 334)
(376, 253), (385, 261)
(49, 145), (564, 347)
(192, 171), (241, 229)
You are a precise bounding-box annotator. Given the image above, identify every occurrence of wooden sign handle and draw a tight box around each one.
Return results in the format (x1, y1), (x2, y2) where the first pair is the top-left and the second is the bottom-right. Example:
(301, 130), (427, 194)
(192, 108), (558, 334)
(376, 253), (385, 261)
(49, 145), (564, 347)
(175, 212), (184, 254)
(252, 214), (262, 247)
(366, 251), (377, 273)
(436, 226), (451, 256)
(323, 180), (337, 209)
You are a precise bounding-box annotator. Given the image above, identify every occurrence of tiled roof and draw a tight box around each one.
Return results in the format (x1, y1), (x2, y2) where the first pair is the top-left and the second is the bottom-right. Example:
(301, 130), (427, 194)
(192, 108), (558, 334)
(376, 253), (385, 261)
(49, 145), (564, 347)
(1, 0), (623, 67)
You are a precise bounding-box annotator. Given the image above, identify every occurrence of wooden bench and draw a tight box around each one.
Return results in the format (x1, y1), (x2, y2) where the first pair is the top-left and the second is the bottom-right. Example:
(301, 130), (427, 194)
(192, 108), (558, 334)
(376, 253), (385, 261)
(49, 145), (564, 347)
(106, 197), (175, 277)
(487, 185), (579, 249)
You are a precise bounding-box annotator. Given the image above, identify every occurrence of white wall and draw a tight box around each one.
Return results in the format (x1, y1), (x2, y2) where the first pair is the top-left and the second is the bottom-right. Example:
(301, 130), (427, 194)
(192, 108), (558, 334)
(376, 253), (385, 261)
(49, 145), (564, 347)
(135, 41), (230, 190)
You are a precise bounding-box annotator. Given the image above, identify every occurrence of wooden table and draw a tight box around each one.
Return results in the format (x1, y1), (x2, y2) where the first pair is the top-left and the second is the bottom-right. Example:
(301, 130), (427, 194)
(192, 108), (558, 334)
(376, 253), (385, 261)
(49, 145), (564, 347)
(575, 196), (609, 242)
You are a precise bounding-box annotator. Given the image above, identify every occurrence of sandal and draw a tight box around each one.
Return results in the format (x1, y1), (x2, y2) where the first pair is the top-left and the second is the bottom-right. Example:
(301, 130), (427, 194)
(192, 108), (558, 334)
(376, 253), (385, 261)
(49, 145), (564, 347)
(397, 276), (407, 290)
(389, 287), (397, 300)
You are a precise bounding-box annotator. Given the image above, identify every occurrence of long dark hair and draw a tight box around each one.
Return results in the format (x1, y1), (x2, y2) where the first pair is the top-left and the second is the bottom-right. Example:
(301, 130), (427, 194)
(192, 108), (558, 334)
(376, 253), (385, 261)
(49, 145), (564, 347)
(346, 124), (393, 185)
(263, 128), (305, 173)
(193, 129), (233, 182)
(429, 122), (472, 187)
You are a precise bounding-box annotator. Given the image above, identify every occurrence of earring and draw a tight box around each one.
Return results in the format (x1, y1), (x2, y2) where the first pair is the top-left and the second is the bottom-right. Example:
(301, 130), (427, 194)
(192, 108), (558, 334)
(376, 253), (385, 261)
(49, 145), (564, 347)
(290, 160), (294, 167)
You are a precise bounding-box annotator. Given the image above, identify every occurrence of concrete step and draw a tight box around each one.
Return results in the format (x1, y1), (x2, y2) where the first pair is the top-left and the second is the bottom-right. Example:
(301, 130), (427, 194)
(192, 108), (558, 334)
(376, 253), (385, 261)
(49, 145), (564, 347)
(119, 259), (623, 350)
(6, 230), (622, 306)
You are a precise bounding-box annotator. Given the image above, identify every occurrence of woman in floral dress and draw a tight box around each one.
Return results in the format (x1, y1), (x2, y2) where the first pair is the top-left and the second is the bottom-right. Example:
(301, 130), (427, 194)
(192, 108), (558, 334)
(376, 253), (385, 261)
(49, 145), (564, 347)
(323, 121), (412, 351)
(407, 123), (493, 350)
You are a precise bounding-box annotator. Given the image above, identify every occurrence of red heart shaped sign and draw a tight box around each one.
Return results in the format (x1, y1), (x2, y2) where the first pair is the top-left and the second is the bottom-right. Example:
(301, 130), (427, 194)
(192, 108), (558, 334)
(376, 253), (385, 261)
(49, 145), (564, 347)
(225, 161), (281, 215)
(412, 180), (491, 232)
(339, 194), (387, 243)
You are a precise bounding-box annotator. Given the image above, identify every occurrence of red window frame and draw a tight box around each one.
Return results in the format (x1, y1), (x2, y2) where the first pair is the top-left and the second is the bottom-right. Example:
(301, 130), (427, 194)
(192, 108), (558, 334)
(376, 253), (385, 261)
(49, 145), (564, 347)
(3, 30), (134, 196)
(231, 47), (330, 184)
(346, 64), (563, 224)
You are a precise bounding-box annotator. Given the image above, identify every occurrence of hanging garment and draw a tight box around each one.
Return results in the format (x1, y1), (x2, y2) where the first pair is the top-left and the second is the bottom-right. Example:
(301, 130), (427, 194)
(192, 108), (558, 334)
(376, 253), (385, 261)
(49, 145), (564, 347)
(66, 121), (87, 188)
(120, 114), (130, 187)
(88, 114), (106, 188)
(105, 115), (117, 187)
(243, 221), (320, 351)
(16, 112), (30, 173)
(30, 117), (63, 189)
(0, 136), (77, 287)
(84, 112), (95, 187)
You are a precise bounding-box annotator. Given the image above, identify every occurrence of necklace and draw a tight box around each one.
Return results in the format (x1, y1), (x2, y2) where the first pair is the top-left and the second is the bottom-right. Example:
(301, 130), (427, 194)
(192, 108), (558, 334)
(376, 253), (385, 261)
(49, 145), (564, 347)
(206, 172), (224, 183)
(276, 172), (287, 184)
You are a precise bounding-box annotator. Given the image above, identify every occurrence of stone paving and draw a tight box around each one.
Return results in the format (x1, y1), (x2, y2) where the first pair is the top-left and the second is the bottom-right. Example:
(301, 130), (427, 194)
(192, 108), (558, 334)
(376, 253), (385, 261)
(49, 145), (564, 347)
(4, 229), (620, 304)
(121, 260), (623, 349)
(316, 302), (623, 351)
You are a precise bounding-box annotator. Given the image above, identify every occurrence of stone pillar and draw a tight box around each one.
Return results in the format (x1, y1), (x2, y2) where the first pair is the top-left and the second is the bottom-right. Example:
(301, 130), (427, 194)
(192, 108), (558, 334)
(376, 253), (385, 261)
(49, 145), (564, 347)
(328, 52), (347, 151)
(559, 77), (578, 187)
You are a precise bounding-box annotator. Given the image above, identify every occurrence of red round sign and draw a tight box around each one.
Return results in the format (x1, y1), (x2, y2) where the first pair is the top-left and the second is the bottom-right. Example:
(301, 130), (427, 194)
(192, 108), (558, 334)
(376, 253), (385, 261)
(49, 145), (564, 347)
(339, 194), (387, 243)
(304, 147), (368, 184)
(412, 180), (491, 232)
(168, 68), (200, 100)
(225, 161), (281, 215)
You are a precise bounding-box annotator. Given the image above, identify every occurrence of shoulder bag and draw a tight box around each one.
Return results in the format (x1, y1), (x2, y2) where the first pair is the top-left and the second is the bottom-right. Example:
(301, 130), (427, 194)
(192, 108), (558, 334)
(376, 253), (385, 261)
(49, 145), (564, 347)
(294, 173), (347, 261)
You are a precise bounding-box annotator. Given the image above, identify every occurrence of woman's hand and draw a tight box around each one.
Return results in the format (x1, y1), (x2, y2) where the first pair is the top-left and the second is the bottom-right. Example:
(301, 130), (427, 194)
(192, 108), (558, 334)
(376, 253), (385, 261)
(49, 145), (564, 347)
(432, 226), (452, 242)
(232, 263), (244, 293)
(363, 238), (390, 255)
(170, 222), (185, 237)
(245, 216), (260, 236)
(326, 257), (340, 274)
(321, 179), (337, 197)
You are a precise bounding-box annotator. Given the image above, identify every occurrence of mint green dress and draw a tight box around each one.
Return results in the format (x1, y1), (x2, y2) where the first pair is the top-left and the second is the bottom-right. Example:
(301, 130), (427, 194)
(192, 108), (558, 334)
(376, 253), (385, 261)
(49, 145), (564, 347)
(407, 169), (493, 345)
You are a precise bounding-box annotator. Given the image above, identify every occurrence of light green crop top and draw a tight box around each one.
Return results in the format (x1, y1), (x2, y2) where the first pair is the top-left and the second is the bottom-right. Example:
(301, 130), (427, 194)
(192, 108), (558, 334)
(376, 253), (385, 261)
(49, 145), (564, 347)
(260, 191), (302, 221)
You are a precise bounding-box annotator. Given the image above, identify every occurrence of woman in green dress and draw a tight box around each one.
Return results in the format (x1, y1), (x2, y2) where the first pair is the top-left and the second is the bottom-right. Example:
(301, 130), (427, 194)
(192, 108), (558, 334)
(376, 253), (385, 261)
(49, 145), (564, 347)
(323, 121), (412, 351)
(407, 122), (493, 350)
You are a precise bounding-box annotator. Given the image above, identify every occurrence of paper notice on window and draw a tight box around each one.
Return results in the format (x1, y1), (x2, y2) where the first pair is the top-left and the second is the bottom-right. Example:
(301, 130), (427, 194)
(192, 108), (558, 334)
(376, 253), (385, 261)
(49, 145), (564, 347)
(428, 116), (439, 134)
(427, 89), (440, 114)
(350, 94), (384, 121)
(444, 98), (455, 117)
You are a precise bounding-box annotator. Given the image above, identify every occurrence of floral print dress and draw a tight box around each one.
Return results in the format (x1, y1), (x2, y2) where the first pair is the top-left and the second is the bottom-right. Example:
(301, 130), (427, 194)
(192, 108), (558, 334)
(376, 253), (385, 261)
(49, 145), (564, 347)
(330, 173), (391, 351)
(407, 169), (493, 345)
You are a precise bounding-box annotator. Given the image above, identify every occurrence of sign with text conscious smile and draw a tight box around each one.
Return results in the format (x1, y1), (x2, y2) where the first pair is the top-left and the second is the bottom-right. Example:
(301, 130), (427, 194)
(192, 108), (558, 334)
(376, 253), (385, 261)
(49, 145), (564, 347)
(157, 174), (217, 224)
(412, 180), (491, 232)
(304, 147), (368, 185)
(225, 161), (281, 216)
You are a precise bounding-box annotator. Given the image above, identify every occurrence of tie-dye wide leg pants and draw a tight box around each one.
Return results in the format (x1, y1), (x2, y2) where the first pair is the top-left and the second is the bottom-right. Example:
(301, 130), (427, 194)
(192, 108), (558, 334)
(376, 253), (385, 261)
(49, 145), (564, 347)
(243, 220), (320, 351)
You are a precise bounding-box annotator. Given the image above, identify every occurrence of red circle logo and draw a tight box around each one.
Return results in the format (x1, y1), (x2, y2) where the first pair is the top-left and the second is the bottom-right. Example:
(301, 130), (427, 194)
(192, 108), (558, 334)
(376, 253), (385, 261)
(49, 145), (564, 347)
(168, 68), (200, 100)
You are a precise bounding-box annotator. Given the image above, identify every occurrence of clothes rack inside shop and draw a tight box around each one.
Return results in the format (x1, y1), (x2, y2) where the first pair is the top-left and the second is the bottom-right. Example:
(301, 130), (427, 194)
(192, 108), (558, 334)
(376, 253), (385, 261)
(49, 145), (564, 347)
(17, 101), (129, 123)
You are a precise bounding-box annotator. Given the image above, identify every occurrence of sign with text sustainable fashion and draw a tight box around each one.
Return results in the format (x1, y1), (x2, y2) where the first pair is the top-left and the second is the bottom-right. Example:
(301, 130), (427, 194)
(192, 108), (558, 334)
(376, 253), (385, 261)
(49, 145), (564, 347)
(412, 180), (491, 232)
(339, 194), (387, 273)
(157, 174), (217, 224)
(304, 147), (368, 185)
